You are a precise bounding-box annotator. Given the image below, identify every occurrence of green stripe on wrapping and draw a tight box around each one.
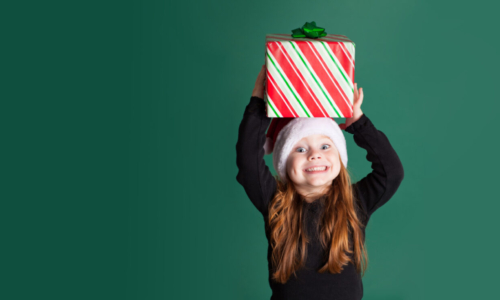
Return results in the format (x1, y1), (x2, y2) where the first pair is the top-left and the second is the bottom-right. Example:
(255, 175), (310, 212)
(320, 41), (353, 93)
(267, 99), (279, 117)
(267, 52), (310, 117)
(289, 41), (341, 118)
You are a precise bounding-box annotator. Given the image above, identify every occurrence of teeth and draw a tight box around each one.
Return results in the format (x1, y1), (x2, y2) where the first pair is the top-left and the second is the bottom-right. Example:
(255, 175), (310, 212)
(306, 167), (326, 171)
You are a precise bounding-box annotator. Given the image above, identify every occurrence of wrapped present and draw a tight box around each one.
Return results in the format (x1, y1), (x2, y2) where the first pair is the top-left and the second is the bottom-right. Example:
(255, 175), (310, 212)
(264, 22), (355, 118)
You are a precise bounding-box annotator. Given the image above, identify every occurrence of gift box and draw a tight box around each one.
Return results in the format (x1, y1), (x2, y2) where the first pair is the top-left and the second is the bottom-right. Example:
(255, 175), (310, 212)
(264, 23), (355, 118)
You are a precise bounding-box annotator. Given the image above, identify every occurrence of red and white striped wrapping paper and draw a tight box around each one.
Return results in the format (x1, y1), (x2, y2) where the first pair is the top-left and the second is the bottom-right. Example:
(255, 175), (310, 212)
(264, 34), (355, 118)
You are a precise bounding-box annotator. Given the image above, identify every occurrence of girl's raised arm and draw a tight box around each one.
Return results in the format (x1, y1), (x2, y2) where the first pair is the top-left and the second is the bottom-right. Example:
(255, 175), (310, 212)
(345, 114), (405, 220)
(236, 96), (277, 217)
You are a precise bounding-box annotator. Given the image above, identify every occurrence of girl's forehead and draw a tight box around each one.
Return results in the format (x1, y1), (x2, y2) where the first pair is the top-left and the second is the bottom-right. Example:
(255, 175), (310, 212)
(297, 134), (332, 143)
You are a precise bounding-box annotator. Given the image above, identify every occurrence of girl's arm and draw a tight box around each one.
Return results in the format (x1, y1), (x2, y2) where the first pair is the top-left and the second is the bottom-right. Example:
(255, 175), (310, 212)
(345, 114), (405, 219)
(236, 96), (277, 217)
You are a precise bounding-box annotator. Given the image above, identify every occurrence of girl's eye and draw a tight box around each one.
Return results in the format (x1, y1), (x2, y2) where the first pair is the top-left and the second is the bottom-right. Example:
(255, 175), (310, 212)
(297, 144), (330, 153)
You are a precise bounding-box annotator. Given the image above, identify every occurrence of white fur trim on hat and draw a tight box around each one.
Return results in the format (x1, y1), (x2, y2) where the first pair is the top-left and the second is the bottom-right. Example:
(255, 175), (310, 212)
(272, 118), (348, 184)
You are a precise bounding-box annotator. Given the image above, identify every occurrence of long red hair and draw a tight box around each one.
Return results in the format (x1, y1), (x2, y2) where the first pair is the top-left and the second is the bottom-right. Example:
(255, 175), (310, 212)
(267, 159), (369, 284)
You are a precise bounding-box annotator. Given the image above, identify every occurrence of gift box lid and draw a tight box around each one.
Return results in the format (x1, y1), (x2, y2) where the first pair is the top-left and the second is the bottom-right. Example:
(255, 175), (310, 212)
(266, 33), (355, 46)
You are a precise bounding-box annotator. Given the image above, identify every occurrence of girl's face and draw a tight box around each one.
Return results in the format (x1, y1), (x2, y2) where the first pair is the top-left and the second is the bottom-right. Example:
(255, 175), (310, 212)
(286, 134), (341, 195)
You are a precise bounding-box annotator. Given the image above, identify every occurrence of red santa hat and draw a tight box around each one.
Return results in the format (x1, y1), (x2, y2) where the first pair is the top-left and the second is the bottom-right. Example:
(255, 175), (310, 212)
(264, 117), (348, 184)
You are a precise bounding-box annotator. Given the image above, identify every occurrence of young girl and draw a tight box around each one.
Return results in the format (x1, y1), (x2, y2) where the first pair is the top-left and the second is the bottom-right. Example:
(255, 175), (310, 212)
(236, 65), (404, 300)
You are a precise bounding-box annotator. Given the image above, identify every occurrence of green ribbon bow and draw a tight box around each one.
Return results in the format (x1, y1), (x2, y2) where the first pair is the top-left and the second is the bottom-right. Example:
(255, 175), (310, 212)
(291, 21), (327, 38)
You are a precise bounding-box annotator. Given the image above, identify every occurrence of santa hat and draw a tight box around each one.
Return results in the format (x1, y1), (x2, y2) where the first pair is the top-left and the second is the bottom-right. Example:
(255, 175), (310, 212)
(264, 117), (348, 184)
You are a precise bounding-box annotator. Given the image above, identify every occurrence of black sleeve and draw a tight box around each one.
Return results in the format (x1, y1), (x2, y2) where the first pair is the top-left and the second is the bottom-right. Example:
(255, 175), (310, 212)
(236, 96), (277, 217)
(345, 114), (405, 220)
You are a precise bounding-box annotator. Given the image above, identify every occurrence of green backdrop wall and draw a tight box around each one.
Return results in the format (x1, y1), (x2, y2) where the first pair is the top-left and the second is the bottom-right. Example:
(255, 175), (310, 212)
(2, 0), (499, 299)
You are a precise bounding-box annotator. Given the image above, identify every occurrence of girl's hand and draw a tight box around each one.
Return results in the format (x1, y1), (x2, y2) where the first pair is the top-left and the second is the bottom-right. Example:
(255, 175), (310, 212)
(339, 83), (364, 130)
(251, 64), (266, 99)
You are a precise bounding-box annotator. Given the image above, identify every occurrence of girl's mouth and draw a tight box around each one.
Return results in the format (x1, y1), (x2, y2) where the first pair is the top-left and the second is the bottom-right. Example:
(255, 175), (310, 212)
(304, 166), (329, 173)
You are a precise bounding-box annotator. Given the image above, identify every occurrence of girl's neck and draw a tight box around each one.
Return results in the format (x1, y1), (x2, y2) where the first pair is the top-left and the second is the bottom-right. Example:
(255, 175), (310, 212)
(296, 185), (330, 203)
(300, 192), (327, 203)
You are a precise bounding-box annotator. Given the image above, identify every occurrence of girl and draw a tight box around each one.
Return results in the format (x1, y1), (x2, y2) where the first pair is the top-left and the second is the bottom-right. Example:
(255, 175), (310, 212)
(236, 65), (404, 300)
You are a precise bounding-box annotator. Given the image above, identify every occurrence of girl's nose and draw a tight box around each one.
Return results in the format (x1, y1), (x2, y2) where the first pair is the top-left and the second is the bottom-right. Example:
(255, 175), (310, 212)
(309, 152), (322, 160)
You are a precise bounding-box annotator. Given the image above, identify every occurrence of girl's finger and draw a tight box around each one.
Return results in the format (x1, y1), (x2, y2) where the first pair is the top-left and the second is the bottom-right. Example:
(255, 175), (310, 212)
(260, 66), (266, 78)
(356, 88), (364, 105)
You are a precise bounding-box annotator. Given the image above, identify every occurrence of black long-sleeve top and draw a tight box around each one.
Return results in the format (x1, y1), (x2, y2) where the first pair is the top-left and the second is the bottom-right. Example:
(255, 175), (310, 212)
(236, 96), (404, 300)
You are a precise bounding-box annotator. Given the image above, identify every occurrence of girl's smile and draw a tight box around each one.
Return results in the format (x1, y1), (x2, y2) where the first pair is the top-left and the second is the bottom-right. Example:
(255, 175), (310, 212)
(304, 165), (330, 173)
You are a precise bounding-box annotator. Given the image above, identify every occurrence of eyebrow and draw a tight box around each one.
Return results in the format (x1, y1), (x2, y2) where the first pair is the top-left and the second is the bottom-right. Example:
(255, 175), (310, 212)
(295, 138), (332, 146)
(319, 137), (332, 142)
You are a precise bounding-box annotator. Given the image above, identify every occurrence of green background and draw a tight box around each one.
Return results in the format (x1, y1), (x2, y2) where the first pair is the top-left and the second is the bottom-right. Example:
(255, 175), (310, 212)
(2, 0), (499, 299)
